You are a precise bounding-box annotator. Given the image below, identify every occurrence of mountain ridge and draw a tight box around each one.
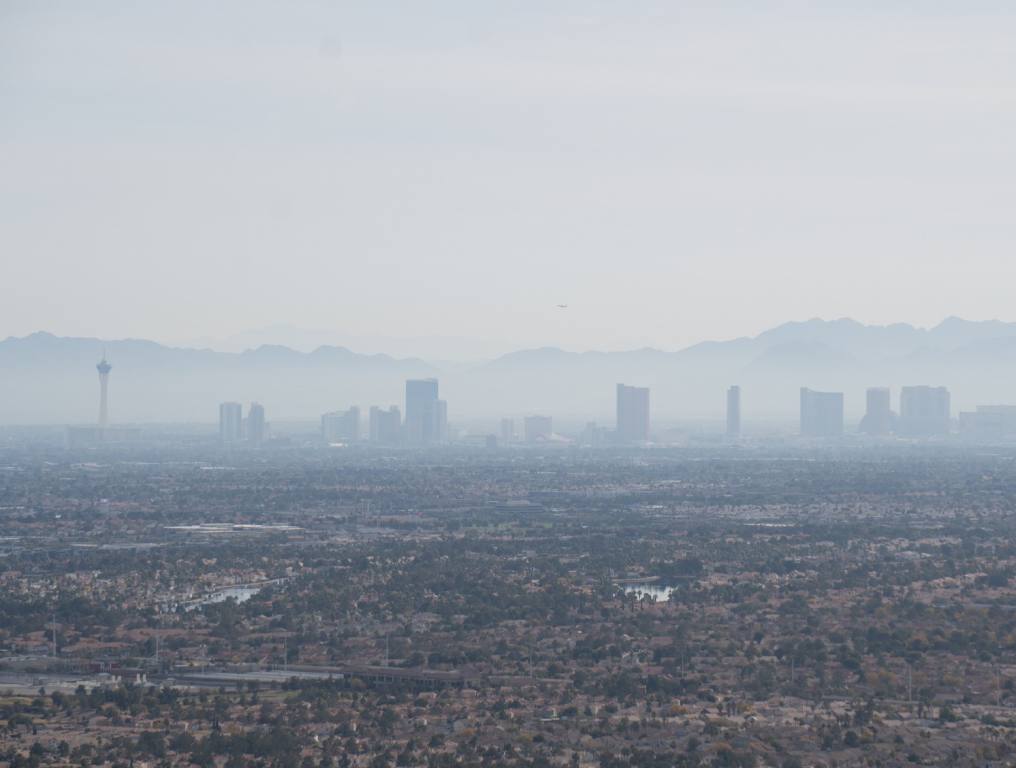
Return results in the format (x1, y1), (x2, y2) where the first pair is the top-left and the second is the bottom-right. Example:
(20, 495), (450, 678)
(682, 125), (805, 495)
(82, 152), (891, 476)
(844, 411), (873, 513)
(3, 318), (1016, 424)
(9, 315), (1016, 364)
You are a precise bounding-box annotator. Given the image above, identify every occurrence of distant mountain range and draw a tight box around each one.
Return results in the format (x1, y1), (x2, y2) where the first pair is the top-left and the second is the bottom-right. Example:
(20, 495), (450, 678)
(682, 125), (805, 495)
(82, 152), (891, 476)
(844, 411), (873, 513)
(3, 318), (1016, 426)
(173, 324), (526, 362)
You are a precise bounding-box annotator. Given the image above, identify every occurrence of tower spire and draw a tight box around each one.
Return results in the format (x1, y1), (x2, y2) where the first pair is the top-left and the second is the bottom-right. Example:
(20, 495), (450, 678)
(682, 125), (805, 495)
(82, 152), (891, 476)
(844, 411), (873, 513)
(96, 352), (112, 429)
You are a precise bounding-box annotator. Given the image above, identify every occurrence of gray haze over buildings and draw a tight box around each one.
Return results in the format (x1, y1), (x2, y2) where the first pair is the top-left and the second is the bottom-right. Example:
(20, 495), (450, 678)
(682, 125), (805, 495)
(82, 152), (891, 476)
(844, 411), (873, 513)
(7, 9), (1016, 764)
(3, 2), (1016, 358)
(5, 317), (1016, 425)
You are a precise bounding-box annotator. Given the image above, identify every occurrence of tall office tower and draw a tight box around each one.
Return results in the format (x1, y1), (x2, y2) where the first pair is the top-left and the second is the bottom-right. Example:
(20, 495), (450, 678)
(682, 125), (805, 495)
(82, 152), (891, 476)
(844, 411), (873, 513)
(348, 406), (362, 441)
(726, 385), (741, 439)
(246, 402), (266, 445)
(582, 421), (605, 447)
(899, 386), (951, 437)
(96, 356), (112, 428)
(500, 418), (515, 445)
(321, 407), (360, 443)
(436, 400), (448, 444)
(524, 415), (553, 443)
(959, 405), (1016, 439)
(369, 405), (402, 444)
(616, 384), (651, 442)
(219, 402), (243, 443)
(859, 387), (893, 435)
(800, 388), (844, 437)
(405, 378), (440, 445)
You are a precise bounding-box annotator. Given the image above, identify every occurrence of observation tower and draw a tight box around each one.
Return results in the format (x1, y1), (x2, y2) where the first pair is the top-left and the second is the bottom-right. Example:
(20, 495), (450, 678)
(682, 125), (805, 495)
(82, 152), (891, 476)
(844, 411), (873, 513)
(96, 355), (112, 428)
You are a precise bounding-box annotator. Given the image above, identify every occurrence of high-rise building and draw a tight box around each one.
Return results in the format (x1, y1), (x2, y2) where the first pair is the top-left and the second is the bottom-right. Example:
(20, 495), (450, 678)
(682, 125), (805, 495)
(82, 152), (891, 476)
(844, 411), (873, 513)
(369, 405), (402, 444)
(726, 385), (741, 439)
(859, 387), (893, 435)
(524, 415), (553, 443)
(405, 379), (440, 445)
(500, 418), (515, 445)
(582, 421), (606, 447)
(959, 405), (1016, 439)
(247, 402), (266, 445)
(899, 386), (950, 437)
(616, 384), (650, 442)
(322, 407), (360, 443)
(800, 388), (844, 437)
(436, 399), (448, 444)
(96, 356), (112, 429)
(219, 402), (243, 443)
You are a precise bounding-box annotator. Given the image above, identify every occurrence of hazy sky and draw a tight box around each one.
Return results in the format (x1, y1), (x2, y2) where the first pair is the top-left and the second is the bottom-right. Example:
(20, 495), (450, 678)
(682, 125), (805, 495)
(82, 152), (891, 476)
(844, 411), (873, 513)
(3, 1), (1015, 354)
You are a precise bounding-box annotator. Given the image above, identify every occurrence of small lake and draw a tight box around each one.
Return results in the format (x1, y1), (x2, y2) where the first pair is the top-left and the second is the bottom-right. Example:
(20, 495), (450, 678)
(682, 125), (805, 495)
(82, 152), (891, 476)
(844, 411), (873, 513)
(184, 585), (264, 611)
(622, 583), (675, 601)
(201, 586), (260, 605)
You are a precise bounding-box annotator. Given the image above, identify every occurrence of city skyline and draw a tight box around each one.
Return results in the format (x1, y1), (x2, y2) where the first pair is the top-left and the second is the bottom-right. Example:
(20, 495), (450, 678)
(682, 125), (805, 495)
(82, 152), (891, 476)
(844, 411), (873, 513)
(5, 3), (1016, 765)
(7, 315), (1016, 425)
(201, 376), (1007, 446)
